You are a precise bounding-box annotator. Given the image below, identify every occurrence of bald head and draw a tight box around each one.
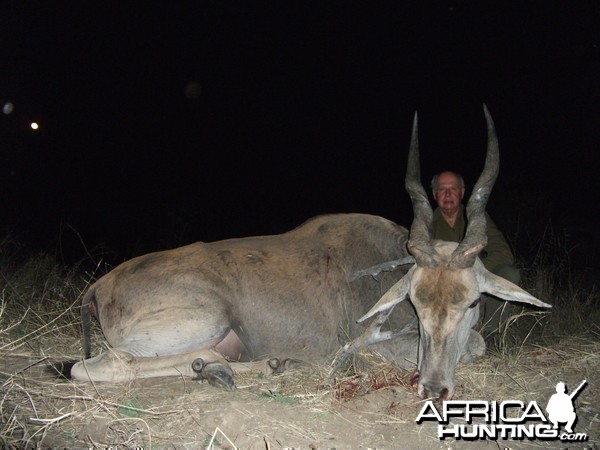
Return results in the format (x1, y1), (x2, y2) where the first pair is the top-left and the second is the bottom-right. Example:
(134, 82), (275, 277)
(432, 171), (465, 218)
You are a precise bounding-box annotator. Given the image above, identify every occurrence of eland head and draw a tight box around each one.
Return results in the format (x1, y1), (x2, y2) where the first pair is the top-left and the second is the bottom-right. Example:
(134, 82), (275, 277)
(357, 105), (551, 399)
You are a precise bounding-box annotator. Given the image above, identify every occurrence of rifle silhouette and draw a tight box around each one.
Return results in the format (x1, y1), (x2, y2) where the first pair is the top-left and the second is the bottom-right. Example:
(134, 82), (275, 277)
(569, 379), (587, 400)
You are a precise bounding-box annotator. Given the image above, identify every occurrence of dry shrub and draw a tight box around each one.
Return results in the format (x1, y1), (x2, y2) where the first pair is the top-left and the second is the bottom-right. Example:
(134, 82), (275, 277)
(0, 252), (92, 356)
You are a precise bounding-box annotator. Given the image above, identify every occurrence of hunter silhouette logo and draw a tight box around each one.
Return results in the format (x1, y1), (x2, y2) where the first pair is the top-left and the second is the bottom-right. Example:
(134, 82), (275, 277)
(415, 379), (588, 442)
(546, 379), (586, 434)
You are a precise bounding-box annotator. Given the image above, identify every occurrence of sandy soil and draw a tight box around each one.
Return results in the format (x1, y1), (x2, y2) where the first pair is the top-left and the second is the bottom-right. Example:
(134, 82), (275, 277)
(1, 345), (598, 449)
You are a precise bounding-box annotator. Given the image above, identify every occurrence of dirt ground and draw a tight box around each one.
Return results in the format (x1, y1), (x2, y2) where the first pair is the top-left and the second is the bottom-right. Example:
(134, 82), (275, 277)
(1, 338), (599, 449)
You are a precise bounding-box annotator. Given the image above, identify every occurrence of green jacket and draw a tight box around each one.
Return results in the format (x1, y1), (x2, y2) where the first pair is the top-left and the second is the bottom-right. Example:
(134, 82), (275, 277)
(431, 205), (514, 272)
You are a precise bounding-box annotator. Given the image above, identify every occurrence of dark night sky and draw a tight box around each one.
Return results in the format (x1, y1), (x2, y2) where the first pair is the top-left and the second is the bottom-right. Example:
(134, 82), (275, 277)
(1, 2), (598, 266)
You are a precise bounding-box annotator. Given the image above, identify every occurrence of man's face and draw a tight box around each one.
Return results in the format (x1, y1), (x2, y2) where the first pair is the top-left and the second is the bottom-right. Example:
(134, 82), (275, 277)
(433, 172), (465, 214)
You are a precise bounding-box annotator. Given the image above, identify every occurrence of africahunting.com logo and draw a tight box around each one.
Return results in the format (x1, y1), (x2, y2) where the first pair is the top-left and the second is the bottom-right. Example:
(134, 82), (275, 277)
(416, 379), (588, 442)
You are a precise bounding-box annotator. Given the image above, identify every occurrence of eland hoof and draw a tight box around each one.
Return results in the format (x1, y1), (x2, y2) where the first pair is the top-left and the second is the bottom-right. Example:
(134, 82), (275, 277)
(192, 358), (235, 391)
(410, 370), (420, 390)
(267, 358), (306, 375)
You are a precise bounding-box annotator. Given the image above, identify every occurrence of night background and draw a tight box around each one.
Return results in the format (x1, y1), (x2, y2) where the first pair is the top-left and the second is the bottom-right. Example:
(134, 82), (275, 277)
(2, 2), (598, 272)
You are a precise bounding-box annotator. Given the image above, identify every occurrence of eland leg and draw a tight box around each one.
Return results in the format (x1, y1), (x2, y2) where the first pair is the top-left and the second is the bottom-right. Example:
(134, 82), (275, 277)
(71, 348), (234, 383)
(326, 308), (412, 384)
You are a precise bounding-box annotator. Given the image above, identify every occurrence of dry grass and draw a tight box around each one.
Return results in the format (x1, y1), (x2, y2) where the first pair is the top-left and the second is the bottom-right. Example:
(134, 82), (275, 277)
(2, 334), (598, 448)
(1, 242), (599, 448)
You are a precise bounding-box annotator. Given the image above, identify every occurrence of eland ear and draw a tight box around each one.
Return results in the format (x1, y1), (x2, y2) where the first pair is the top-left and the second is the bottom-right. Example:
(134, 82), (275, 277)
(357, 266), (415, 323)
(476, 267), (552, 309)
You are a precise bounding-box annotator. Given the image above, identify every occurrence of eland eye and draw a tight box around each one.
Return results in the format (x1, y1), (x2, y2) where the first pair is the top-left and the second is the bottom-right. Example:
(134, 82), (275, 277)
(469, 298), (481, 309)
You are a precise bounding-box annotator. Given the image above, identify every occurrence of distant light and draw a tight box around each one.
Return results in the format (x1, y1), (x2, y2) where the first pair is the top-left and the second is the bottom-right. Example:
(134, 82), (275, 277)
(30, 122), (39, 130)
(3, 102), (14, 115)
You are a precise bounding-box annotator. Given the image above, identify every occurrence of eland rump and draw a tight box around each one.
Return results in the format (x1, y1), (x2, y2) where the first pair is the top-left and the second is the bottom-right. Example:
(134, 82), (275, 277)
(68, 105), (550, 399)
